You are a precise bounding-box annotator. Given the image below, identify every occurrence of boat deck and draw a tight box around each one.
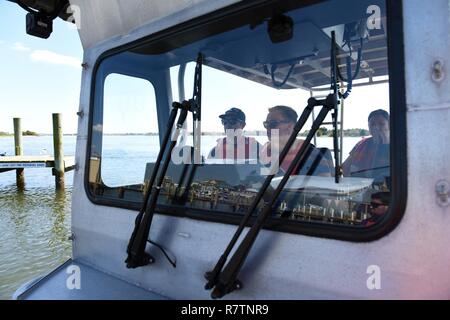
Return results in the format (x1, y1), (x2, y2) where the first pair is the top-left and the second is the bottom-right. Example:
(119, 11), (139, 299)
(14, 259), (168, 300)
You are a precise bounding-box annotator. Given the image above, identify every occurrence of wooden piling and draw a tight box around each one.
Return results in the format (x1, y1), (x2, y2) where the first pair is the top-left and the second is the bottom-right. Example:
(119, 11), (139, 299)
(52, 113), (65, 189)
(13, 118), (24, 188)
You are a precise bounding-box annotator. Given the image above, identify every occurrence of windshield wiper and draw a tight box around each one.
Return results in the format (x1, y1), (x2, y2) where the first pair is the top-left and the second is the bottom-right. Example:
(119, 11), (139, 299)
(330, 30), (343, 183)
(173, 56), (203, 204)
(205, 94), (336, 299)
(205, 32), (343, 299)
(331, 30), (364, 181)
(125, 101), (188, 268)
(125, 53), (203, 269)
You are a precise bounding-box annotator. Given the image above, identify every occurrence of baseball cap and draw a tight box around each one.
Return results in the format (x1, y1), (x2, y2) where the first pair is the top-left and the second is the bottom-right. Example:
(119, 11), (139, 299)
(219, 108), (246, 122)
(368, 109), (389, 122)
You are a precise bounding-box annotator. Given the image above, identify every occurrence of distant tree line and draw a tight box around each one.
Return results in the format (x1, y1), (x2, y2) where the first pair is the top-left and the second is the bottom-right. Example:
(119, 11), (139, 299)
(23, 130), (39, 136)
(0, 130), (39, 136)
(97, 129), (370, 137)
(300, 127), (369, 137)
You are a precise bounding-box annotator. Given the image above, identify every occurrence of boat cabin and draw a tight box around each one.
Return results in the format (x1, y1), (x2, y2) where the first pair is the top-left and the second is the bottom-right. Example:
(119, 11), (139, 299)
(11, 0), (450, 299)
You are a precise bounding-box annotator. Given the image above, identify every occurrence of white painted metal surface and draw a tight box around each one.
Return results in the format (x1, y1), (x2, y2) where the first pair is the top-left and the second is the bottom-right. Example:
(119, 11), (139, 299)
(70, 0), (241, 49)
(61, 0), (450, 299)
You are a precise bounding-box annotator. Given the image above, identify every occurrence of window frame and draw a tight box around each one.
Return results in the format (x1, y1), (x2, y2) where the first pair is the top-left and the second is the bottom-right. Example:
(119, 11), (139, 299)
(85, 0), (407, 242)
(99, 72), (160, 188)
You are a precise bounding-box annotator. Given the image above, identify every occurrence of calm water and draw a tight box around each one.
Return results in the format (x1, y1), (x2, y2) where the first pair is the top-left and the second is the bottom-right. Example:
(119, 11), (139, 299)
(0, 134), (361, 299)
(0, 136), (76, 300)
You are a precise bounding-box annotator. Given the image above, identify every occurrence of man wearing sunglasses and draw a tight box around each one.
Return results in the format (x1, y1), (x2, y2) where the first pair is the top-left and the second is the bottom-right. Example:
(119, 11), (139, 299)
(208, 108), (261, 162)
(260, 105), (334, 176)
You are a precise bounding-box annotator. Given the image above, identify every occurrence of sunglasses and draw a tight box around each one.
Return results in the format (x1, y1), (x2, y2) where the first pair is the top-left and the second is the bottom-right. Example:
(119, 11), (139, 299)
(263, 120), (291, 129)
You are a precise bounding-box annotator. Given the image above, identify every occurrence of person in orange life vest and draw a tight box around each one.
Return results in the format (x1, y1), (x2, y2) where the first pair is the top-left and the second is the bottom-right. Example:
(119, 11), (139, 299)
(342, 109), (390, 227)
(342, 109), (390, 179)
(259, 105), (333, 176)
(208, 108), (262, 161)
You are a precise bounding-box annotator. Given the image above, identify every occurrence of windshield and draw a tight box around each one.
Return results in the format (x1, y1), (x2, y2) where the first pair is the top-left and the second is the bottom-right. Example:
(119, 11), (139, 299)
(88, 0), (393, 232)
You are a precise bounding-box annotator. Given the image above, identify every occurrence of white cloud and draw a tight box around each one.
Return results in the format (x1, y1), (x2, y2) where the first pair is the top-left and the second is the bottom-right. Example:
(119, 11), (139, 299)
(30, 50), (81, 69)
(10, 43), (81, 69)
(13, 42), (31, 52)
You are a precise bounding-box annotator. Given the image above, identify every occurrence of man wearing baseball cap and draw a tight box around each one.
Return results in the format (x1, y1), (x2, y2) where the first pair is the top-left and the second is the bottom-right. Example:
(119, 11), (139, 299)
(208, 108), (261, 162)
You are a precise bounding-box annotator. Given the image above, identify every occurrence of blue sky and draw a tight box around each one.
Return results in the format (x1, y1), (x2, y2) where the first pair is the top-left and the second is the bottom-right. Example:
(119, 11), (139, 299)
(0, 0), (82, 134)
(0, 0), (390, 136)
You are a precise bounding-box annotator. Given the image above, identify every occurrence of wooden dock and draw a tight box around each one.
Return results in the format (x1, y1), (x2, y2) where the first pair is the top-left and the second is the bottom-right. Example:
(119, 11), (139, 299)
(0, 155), (76, 173)
(1, 114), (74, 189)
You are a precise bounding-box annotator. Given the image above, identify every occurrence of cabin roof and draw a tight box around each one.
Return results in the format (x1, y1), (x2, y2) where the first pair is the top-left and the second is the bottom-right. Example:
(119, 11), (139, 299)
(72, 0), (388, 90)
(69, 0), (241, 49)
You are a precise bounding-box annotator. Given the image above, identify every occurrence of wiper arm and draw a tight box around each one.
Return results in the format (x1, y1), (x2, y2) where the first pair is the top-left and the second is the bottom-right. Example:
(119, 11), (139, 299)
(125, 53), (203, 269)
(126, 103), (189, 268)
(208, 94), (337, 299)
(126, 105), (179, 267)
(204, 94), (334, 295)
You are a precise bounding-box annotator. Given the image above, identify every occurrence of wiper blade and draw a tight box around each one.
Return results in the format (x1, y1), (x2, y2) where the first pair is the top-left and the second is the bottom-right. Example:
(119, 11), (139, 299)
(173, 54), (203, 204)
(330, 30), (342, 183)
(208, 94), (336, 299)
